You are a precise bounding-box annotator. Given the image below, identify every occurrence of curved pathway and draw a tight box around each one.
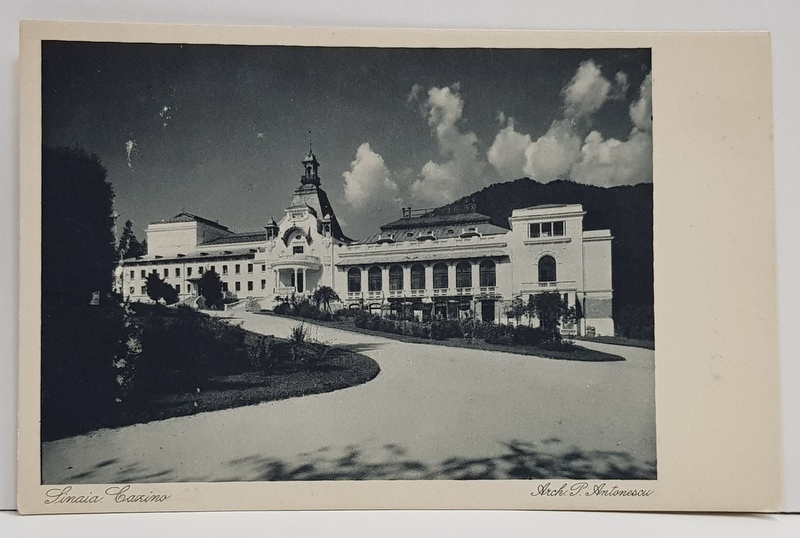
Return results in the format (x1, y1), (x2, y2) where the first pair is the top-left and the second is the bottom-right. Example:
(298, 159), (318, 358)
(41, 313), (655, 482)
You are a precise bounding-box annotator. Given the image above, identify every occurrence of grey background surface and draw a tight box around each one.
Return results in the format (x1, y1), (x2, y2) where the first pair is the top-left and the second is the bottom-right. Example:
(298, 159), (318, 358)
(2, 0), (798, 534)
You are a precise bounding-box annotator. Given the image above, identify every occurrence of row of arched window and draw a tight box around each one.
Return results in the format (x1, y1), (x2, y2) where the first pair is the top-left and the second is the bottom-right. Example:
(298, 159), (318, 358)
(346, 256), (557, 293)
(347, 260), (497, 293)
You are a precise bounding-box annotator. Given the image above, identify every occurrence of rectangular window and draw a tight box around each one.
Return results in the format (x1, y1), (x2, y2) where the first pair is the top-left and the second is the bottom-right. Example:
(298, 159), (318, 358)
(529, 223), (540, 238)
(248, 263), (253, 273)
(188, 283), (192, 293)
(293, 246), (304, 255)
(164, 268), (169, 278)
(140, 286), (146, 295)
(261, 264), (266, 272)
(235, 264), (241, 274)
(247, 281), (253, 291)
(187, 267), (193, 277)
(198, 267), (204, 274)
(541, 222), (552, 237)
(553, 221), (565, 236)
(210, 265), (215, 274)
(222, 282), (228, 292)
(175, 267), (181, 277)
(129, 286), (134, 295)
(130, 270), (134, 279)
(261, 279), (266, 290)
(223, 265), (228, 275)
(176, 285), (181, 294)
(140, 270), (146, 278)
(235, 281), (241, 292)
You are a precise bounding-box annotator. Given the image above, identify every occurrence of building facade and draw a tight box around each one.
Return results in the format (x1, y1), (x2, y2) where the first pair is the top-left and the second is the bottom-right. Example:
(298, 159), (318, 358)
(118, 150), (614, 336)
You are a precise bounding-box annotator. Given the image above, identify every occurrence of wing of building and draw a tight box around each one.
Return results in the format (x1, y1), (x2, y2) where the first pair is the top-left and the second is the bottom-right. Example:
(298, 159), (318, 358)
(118, 148), (614, 336)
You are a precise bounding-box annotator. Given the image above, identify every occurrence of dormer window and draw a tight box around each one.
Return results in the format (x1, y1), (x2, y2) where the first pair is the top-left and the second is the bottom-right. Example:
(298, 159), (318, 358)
(460, 227), (480, 238)
(376, 233), (395, 244)
(293, 246), (304, 255)
(417, 230), (436, 241)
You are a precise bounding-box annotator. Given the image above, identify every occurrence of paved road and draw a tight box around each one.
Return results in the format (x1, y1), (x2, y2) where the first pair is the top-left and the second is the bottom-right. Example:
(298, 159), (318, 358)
(41, 313), (656, 482)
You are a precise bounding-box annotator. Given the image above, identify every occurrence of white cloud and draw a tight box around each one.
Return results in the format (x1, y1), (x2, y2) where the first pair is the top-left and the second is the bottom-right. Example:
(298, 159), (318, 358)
(125, 139), (138, 169)
(562, 60), (612, 119)
(488, 63), (653, 187)
(487, 120), (531, 180)
(409, 85), (486, 205)
(612, 71), (630, 100)
(569, 128), (653, 186)
(629, 73), (653, 132)
(570, 73), (653, 186)
(524, 119), (584, 181)
(342, 143), (400, 210)
(407, 83), (423, 104)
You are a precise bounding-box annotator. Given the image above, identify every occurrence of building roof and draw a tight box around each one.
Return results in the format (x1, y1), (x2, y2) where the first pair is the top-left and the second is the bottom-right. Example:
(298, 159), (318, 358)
(356, 220), (509, 245)
(203, 231), (265, 246)
(520, 203), (571, 210)
(121, 247), (258, 265)
(379, 211), (497, 231)
(151, 212), (230, 231)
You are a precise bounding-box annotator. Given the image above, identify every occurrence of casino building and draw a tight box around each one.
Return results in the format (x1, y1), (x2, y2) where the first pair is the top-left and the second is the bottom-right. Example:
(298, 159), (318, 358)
(118, 149), (615, 336)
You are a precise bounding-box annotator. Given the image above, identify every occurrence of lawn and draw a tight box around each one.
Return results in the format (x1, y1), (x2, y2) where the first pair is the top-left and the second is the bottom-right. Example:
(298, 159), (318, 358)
(572, 335), (655, 350)
(261, 312), (624, 362)
(41, 303), (380, 441)
(100, 347), (380, 432)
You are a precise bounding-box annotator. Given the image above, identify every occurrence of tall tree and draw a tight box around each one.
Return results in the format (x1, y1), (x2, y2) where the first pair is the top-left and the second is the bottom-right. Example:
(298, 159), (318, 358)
(199, 270), (224, 309)
(527, 291), (574, 341)
(145, 272), (165, 303)
(117, 219), (145, 260)
(42, 146), (117, 305)
(312, 285), (340, 312)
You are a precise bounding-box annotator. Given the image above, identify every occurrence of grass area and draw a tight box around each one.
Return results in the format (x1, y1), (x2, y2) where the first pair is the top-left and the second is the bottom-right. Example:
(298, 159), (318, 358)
(41, 303), (380, 441)
(260, 312), (624, 362)
(106, 348), (380, 431)
(572, 335), (655, 350)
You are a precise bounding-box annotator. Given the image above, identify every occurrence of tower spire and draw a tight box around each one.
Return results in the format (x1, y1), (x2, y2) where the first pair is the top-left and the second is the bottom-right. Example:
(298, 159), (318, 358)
(300, 134), (321, 187)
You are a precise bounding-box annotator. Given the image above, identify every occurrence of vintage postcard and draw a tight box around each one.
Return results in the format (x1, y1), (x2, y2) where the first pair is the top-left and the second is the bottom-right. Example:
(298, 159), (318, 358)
(18, 22), (781, 513)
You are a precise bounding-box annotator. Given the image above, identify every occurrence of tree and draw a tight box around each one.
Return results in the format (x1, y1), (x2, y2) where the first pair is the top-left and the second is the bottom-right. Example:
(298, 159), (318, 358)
(527, 291), (574, 341)
(162, 282), (179, 305)
(145, 272), (165, 303)
(312, 285), (340, 312)
(117, 220), (145, 260)
(199, 270), (224, 309)
(42, 146), (117, 305)
(506, 296), (526, 325)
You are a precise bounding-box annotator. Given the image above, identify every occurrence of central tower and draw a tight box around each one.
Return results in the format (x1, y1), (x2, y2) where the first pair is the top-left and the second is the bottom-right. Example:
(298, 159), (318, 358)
(284, 145), (350, 243)
(300, 150), (321, 187)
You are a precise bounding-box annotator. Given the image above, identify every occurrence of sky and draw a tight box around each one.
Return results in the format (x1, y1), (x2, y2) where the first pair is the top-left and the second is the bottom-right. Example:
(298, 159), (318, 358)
(42, 43), (652, 241)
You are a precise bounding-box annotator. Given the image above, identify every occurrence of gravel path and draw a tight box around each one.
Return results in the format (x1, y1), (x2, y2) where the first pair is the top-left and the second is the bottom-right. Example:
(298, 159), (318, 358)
(41, 312), (656, 482)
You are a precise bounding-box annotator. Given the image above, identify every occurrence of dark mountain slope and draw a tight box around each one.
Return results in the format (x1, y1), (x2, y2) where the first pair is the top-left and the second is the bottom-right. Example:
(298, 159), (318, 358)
(434, 179), (653, 330)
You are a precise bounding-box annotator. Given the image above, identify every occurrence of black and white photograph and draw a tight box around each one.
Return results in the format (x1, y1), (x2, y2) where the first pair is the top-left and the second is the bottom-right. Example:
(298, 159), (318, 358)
(16, 22), (784, 516)
(36, 38), (656, 487)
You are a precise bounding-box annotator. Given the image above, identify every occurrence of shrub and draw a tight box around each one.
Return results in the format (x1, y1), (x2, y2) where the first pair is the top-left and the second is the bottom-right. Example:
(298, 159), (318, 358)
(289, 323), (308, 346)
(293, 297), (321, 319)
(334, 307), (361, 320)
(615, 304), (655, 341)
(430, 319), (463, 340)
(273, 302), (292, 315)
(483, 323), (514, 346)
(133, 306), (250, 394)
(512, 325), (548, 346)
